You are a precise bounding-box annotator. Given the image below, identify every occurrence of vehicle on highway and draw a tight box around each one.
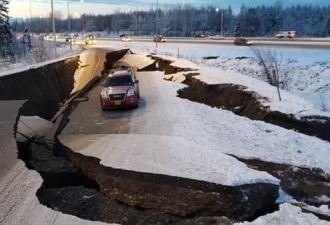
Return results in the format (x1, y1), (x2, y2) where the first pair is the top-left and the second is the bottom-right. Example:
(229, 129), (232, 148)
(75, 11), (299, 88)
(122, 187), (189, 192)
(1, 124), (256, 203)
(39, 34), (47, 40)
(74, 33), (81, 39)
(85, 35), (96, 45)
(194, 33), (208, 38)
(233, 37), (253, 46)
(275, 31), (296, 38)
(153, 35), (167, 43)
(100, 69), (139, 109)
(209, 35), (225, 40)
(65, 37), (76, 44)
(120, 34), (131, 42)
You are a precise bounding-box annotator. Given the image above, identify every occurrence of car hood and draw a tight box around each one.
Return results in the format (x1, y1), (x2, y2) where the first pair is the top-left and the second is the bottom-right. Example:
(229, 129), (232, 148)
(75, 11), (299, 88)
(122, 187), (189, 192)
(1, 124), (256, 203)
(102, 85), (133, 94)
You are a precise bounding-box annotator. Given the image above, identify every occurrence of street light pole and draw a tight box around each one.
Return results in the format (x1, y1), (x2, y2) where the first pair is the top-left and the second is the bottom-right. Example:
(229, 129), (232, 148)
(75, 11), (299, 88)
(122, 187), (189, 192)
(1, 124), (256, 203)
(215, 8), (224, 36)
(29, 1), (32, 31)
(221, 10), (224, 36)
(67, 1), (78, 37)
(51, 0), (57, 58)
(67, 2), (71, 37)
(155, 0), (158, 35)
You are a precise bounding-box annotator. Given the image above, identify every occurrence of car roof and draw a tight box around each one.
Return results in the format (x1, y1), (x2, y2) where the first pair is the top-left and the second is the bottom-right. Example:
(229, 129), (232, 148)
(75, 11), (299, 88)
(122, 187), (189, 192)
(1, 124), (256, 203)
(108, 70), (130, 77)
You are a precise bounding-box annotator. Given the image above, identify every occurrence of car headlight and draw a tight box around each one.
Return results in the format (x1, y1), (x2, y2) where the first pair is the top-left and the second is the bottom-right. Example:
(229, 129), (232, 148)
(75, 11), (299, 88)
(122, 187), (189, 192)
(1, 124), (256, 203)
(101, 91), (107, 98)
(127, 89), (135, 97)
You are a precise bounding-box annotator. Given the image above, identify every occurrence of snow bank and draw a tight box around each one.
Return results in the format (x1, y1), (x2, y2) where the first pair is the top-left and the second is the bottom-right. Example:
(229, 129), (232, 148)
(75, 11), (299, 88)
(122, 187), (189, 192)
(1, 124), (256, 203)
(197, 66), (330, 120)
(62, 134), (279, 186)
(0, 42), (82, 77)
(235, 203), (330, 225)
(150, 53), (330, 120)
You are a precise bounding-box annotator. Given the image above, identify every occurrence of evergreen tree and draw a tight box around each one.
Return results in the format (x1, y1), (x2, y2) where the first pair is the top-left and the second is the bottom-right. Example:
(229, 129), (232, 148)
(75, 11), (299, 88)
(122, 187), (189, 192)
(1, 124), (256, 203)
(0, 0), (13, 59)
(234, 22), (241, 37)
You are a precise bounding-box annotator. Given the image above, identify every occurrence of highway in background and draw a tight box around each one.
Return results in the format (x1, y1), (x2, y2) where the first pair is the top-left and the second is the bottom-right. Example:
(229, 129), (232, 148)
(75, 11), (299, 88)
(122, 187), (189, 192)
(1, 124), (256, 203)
(91, 36), (330, 49)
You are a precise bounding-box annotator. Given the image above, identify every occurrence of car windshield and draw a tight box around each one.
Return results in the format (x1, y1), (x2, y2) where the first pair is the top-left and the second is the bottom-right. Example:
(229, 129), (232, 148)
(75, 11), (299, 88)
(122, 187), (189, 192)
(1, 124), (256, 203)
(105, 75), (133, 87)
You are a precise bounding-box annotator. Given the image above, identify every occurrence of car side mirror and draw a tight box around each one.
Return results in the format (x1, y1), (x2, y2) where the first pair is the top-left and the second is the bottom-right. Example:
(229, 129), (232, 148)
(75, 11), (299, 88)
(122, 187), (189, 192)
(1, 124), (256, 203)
(134, 80), (139, 84)
(100, 81), (105, 86)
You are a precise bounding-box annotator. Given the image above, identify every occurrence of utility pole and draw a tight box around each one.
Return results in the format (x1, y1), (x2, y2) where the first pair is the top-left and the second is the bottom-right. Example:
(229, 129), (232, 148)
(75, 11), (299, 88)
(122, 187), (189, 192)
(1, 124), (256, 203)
(68, 1), (79, 37)
(215, 8), (224, 35)
(221, 10), (224, 36)
(155, 0), (158, 35)
(51, 0), (57, 58)
(67, 2), (71, 37)
(29, 1), (32, 31)
(135, 7), (138, 36)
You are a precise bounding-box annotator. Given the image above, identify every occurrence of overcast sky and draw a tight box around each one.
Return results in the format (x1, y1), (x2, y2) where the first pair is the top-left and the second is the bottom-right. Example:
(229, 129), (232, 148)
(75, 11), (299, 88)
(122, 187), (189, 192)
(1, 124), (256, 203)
(9, 0), (329, 18)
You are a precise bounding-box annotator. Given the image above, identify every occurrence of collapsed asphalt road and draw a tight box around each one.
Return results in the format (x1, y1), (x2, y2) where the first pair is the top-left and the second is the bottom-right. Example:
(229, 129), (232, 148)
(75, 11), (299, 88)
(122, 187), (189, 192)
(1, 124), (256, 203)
(50, 57), (278, 223)
(38, 52), (329, 223)
(1, 48), (329, 224)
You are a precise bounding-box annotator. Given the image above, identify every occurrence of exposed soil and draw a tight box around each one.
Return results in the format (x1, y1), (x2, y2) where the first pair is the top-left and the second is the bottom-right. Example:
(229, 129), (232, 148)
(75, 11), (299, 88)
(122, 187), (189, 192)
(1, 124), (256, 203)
(177, 75), (330, 142)
(152, 56), (197, 75)
(236, 157), (330, 206)
(19, 138), (278, 225)
(152, 56), (330, 143)
(0, 57), (79, 121)
(235, 157), (330, 221)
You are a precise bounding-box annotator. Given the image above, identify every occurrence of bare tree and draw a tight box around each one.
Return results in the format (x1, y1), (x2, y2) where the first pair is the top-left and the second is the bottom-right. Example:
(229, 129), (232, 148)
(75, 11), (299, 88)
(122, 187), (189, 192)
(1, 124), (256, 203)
(251, 47), (292, 88)
(251, 47), (296, 100)
(31, 41), (51, 63)
(251, 47), (277, 86)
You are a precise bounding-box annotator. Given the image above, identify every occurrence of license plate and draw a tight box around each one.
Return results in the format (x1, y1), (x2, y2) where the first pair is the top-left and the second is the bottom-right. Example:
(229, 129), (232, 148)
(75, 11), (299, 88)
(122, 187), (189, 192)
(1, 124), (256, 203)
(114, 101), (121, 105)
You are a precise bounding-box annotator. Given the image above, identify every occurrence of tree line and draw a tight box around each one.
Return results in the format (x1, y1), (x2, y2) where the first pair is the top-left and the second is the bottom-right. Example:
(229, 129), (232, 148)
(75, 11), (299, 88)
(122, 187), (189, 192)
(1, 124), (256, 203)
(11, 3), (330, 38)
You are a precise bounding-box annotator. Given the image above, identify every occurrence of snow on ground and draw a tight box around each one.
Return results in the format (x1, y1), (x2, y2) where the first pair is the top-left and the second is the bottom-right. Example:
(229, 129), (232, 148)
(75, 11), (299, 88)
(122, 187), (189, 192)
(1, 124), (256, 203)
(235, 203), (330, 225)
(0, 162), (116, 225)
(113, 53), (155, 70)
(62, 133), (279, 186)
(202, 56), (330, 113)
(0, 42), (82, 77)
(151, 52), (330, 119)
(148, 72), (330, 174)
(197, 66), (330, 119)
(290, 200), (330, 217)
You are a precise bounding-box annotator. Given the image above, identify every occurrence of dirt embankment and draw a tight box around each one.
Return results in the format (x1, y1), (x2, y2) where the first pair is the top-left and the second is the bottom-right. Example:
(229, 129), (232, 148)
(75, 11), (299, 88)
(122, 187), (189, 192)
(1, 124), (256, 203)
(154, 57), (195, 75)
(0, 57), (79, 120)
(154, 57), (330, 221)
(34, 140), (278, 225)
(153, 56), (330, 142)
(235, 157), (330, 221)
(178, 75), (330, 142)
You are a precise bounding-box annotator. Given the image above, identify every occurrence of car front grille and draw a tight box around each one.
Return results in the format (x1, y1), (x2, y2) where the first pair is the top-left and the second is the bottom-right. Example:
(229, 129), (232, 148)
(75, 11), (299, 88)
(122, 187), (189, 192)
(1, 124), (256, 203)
(109, 93), (125, 101)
